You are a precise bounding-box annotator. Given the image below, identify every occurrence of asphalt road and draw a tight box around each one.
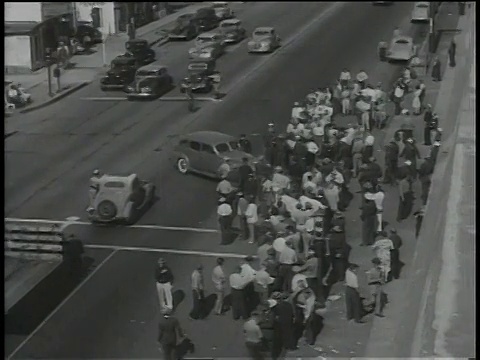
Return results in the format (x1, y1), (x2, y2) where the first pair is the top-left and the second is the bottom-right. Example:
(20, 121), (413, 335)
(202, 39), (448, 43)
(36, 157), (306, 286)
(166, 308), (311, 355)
(5, 2), (425, 358)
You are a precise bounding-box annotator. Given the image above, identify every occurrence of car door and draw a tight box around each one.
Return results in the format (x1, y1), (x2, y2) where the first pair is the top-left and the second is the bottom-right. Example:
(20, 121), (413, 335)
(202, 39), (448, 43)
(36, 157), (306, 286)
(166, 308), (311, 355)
(184, 140), (202, 171)
(198, 143), (221, 174)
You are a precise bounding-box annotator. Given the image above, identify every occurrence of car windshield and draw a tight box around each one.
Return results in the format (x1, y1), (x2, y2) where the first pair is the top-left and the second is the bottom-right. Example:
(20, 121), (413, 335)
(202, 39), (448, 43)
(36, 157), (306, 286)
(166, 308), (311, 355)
(136, 70), (158, 76)
(104, 181), (126, 188)
(395, 40), (409, 44)
(197, 36), (215, 43)
(229, 141), (239, 150)
(215, 143), (232, 153)
(189, 64), (207, 70)
(416, 4), (428, 8)
(254, 30), (271, 37)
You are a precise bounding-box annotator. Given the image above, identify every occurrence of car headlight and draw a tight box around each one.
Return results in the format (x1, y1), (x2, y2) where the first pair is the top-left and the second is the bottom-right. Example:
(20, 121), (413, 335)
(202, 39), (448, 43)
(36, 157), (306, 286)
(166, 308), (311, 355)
(141, 87), (152, 93)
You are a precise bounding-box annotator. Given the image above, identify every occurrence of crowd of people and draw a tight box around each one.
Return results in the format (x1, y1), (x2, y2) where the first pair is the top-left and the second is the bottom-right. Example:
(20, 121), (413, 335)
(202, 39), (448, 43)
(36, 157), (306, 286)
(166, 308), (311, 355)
(156, 66), (444, 359)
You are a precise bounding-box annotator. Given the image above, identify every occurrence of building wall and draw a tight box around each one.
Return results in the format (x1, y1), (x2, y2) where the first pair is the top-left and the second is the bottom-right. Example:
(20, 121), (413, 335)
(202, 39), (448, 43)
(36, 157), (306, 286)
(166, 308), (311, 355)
(75, 2), (116, 35)
(5, 35), (32, 73)
(4, 2), (42, 22)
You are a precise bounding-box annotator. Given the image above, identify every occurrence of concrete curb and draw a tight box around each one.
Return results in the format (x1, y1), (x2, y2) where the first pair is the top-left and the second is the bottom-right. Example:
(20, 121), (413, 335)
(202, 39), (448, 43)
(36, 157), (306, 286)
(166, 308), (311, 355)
(19, 82), (90, 114)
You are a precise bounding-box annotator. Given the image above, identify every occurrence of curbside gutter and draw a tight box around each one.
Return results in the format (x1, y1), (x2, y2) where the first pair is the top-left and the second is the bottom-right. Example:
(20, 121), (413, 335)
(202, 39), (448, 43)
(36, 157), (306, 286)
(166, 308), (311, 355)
(19, 82), (90, 114)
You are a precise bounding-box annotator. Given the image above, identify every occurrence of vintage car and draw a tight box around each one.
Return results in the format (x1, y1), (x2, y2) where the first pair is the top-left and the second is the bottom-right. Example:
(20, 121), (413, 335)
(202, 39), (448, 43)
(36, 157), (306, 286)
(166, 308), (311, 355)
(212, 2), (234, 20)
(247, 27), (281, 53)
(168, 13), (199, 41)
(189, 33), (225, 60)
(100, 56), (138, 91)
(124, 39), (156, 65)
(87, 174), (155, 224)
(170, 131), (256, 181)
(386, 36), (417, 62)
(219, 19), (246, 44)
(124, 64), (174, 99)
(411, 2), (430, 22)
(180, 59), (216, 93)
(194, 7), (221, 32)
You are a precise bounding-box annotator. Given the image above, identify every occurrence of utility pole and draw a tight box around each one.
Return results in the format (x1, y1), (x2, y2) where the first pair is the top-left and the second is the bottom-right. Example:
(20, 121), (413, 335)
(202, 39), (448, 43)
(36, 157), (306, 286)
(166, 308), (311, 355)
(127, 2), (136, 40)
(45, 49), (54, 97)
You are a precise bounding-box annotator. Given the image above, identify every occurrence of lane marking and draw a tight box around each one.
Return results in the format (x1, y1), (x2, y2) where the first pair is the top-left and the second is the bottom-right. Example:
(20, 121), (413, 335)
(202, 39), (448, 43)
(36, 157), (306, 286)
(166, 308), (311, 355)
(158, 96), (221, 102)
(6, 249), (119, 360)
(5, 217), (219, 233)
(80, 97), (128, 101)
(85, 244), (252, 259)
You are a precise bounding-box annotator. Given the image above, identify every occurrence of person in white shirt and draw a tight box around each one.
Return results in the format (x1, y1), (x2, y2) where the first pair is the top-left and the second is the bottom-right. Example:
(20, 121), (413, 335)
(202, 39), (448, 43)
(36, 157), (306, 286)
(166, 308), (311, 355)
(272, 166), (291, 192)
(286, 118), (305, 137)
(278, 240), (298, 292)
(230, 266), (249, 320)
(216, 177), (235, 199)
(361, 110), (370, 131)
(341, 88), (351, 115)
(243, 312), (264, 358)
(88, 169), (102, 212)
(303, 174), (317, 194)
(372, 233), (394, 282)
(356, 70), (369, 89)
(291, 102), (306, 122)
(217, 198), (233, 245)
(218, 158), (231, 179)
(291, 272), (308, 293)
(212, 257), (226, 315)
(245, 197), (259, 244)
(254, 264), (275, 303)
(339, 68), (351, 87)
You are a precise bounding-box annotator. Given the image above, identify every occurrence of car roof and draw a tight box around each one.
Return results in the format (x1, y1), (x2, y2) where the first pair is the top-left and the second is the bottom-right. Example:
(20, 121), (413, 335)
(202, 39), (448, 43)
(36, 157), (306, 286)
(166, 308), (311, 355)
(137, 64), (168, 72)
(183, 131), (235, 144)
(112, 56), (136, 64)
(393, 35), (412, 42)
(415, 1), (429, 5)
(254, 27), (274, 32)
(212, 1), (228, 4)
(221, 19), (240, 25)
(99, 174), (138, 185)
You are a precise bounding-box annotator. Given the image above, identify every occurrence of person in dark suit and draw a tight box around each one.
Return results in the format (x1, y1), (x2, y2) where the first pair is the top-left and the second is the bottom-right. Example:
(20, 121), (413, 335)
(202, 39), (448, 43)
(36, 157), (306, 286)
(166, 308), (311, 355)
(239, 134), (253, 154)
(239, 157), (254, 191)
(271, 293), (296, 358)
(389, 228), (403, 279)
(158, 308), (184, 360)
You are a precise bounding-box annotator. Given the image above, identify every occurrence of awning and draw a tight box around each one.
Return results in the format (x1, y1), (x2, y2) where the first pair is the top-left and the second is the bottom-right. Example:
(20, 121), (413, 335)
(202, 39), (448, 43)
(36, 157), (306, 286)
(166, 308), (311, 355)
(5, 21), (40, 36)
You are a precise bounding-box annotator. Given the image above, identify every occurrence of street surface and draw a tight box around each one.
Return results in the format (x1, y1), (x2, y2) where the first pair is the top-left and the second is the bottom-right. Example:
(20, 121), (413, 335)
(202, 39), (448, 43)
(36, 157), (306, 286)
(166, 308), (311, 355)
(5, 2), (441, 359)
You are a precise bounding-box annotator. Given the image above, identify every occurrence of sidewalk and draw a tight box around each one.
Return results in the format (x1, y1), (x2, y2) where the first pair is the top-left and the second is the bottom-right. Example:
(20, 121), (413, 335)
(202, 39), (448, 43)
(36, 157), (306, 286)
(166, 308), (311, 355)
(364, 2), (474, 358)
(5, 3), (208, 116)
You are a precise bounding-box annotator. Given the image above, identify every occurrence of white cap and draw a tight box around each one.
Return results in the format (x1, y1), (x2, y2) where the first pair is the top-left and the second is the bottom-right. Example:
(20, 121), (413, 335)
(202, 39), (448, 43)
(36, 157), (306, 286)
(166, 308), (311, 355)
(437, 127), (443, 132)
(401, 109), (409, 115)
(404, 160), (412, 165)
(433, 141), (441, 146)
(93, 169), (100, 176)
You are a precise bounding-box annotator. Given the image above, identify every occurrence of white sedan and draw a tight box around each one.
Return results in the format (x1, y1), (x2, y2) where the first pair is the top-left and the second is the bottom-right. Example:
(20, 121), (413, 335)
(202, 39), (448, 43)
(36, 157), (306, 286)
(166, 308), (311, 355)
(411, 2), (430, 22)
(386, 36), (417, 62)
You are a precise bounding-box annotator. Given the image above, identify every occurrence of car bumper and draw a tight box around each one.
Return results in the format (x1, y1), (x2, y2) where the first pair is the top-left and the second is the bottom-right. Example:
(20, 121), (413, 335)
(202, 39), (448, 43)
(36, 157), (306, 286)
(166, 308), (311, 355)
(169, 34), (188, 40)
(386, 55), (410, 61)
(100, 84), (125, 90)
(224, 37), (239, 43)
(189, 53), (214, 60)
(87, 212), (122, 223)
(411, 17), (429, 22)
(248, 46), (269, 53)
(127, 92), (156, 99)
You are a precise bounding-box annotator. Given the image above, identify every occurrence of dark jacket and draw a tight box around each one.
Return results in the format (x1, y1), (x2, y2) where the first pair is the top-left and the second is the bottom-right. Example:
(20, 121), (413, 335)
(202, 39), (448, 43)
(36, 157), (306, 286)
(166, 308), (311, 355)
(418, 159), (434, 178)
(158, 315), (181, 345)
(400, 143), (421, 162)
(239, 164), (254, 181)
(156, 265), (174, 284)
(389, 233), (403, 250)
(239, 138), (252, 154)
(362, 145), (374, 163)
(273, 300), (294, 325)
(360, 199), (377, 220)
(385, 141), (399, 162)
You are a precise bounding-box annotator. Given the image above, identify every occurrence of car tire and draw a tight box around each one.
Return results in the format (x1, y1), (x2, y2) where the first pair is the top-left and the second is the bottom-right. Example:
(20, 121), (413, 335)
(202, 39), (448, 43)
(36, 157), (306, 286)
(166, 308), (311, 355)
(176, 158), (189, 174)
(97, 200), (117, 220)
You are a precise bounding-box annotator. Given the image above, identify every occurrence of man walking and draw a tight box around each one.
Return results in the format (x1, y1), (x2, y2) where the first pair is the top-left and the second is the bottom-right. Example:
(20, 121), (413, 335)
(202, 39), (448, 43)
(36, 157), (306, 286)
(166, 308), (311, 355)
(230, 266), (249, 320)
(389, 228), (403, 279)
(384, 139), (399, 185)
(366, 258), (386, 317)
(217, 198), (233, 245)
(212, 257), (227, 315)
(158, 308), (184, 360)
(278, 239), (298, 292)
(244, 311), (265, 360)
(183, 76), (196, 112)
(372, 232), (394, 282)
(155, 258), (174, 312)
(190, 265), (205, 320)
(344, 264), (365, 323)
(418, 156), (434, 205)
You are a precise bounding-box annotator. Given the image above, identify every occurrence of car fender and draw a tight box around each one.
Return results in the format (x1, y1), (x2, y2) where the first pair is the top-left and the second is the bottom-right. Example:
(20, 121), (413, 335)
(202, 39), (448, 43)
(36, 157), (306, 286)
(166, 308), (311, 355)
(122, 201), (134, 219)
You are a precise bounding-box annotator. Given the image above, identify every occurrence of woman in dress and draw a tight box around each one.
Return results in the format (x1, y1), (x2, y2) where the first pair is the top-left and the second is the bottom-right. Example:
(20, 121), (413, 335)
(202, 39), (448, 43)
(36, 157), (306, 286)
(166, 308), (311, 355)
(412, 85), (422, 115)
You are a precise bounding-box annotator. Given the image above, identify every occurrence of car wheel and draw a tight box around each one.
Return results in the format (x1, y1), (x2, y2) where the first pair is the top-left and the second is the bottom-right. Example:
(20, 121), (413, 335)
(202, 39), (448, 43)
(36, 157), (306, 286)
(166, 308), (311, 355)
(97, 200), (117, 220)
(176, 158), (189, 174)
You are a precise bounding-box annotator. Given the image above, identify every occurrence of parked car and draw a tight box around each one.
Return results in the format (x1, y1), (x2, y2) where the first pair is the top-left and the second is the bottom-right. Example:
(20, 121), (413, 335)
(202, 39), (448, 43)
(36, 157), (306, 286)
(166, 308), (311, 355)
(87, 174), (155, 224)
(124, 64), (174, 100)
(124, 39), (156, 65)
(170, 131), (256, 182)
(180, 59), (216, 93)
(219, 19), (246, 44)
(411, 2), (430, 22)
(193, 7), (220, 32)
(100, 56), (138, 91)
(168, 13), (199, 41)
(74, 24), (103, 44)
(386, 36), (417, 61)
(189, 33), (225, 60)
(212, 2), (234, 20)
(247, 27), (281, 53)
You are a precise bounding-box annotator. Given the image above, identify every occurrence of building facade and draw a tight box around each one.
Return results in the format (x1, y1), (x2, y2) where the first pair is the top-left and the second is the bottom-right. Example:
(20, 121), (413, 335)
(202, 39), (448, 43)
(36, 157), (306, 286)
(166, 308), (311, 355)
(5, 2), (74, 73)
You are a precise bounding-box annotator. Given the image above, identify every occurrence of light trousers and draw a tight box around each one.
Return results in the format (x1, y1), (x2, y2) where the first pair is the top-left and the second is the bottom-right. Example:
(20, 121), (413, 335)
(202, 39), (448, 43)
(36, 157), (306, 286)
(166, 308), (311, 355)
(214, 289), (225, 314)
(156, 282), (173, 311)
